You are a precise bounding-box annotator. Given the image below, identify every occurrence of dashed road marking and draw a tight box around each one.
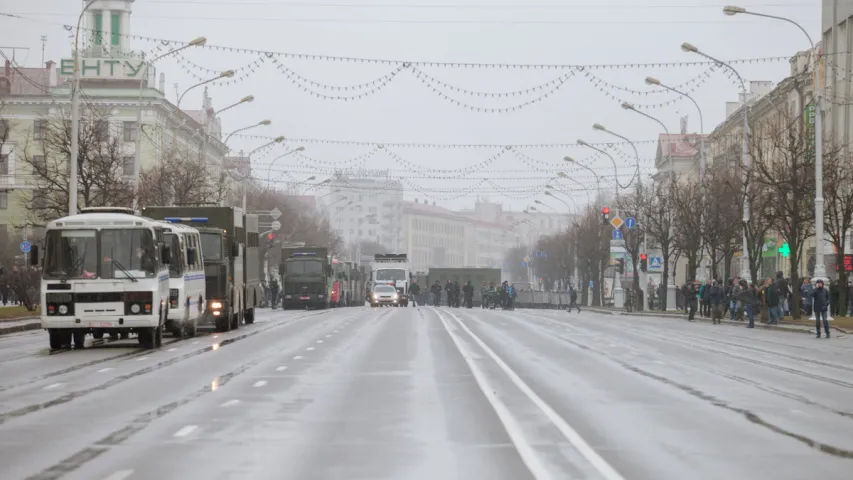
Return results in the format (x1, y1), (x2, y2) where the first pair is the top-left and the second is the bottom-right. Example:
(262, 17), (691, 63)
(253, 380), (267, 388)
(212, 335), (220, 339)
(173, 425), (198, 438)
(191, 341), (200, 345)
(97, 367), (114, 373)
(136, 357), (148, 361)
(332, 330), (338, 333)
(221, 400), (240, 407)
(293, 355), (304, 360)
(316, 340), (324, 343)
(325, 334), (332, 338)
(167, 348), (177, 351)
(306, 347), (315, 351)
(276, 366), (288, 371)
(102, 470), (134, 480)
(44, 383), (63, 390)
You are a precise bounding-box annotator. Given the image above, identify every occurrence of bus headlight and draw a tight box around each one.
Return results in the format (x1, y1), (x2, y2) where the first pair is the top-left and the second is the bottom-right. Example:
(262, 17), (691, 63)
(58, 305), (69, 315)
(130, 304), (141, 314)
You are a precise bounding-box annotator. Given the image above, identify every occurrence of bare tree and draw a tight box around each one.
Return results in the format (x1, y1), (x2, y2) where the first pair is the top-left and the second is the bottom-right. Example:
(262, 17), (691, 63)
(671, 178), (705, 282)
(0, 233), (40, 311)
(751, 105), (822, 319)
(741, 176), (776, 285)
(616, 186), (646, 310)
(17, 108), (133, 225)
(533, 232), (573, 290)
(642, 177), (679, 309)
(137, 146), (229, 208)
(572, 206), (610, 306)
(701, 167), (743, 280)
(503, 245), (530, 283)
(822, 140), (853, 315)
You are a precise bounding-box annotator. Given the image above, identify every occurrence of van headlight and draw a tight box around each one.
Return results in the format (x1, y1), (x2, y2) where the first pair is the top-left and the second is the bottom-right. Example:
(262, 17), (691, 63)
(211, 301), (223, 309)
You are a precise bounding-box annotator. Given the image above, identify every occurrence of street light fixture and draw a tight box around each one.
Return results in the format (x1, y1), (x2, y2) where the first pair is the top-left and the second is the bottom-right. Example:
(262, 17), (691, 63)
(591, 123), (641, 187)
(224, 120), (272, 145)
(265, 146), (306, 189)
(721, 4), (827, 310)
(641, 79), (705, 180)
(177, 70), (235, 108)
(215, 95), (255, 116)
(131, 35), (207, 211)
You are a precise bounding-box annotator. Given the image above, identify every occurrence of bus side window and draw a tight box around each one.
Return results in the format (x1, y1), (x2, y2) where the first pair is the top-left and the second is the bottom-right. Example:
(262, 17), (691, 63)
(181, 234), (190, 272)
(190, 234), (200, 271)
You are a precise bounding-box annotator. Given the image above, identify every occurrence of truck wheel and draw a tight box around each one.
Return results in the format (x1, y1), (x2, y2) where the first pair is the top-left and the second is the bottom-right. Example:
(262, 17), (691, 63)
(92, 331), (104, 340)
(184, 318), (197, 338)
(245, 308), (255, 325)
(48, 329), (67, 350)
(215, 313), (229, 332)
(154, 324), (163, 348)
(137, 328), (155, 349)
(231, 311), (240, 330)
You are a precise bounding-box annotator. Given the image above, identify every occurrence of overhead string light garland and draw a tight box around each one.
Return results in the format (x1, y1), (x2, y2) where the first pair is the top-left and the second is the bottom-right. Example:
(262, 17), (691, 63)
(583, 65), (718, 97)
(268, 54), (406, 101)
(585, 67), (717, 110)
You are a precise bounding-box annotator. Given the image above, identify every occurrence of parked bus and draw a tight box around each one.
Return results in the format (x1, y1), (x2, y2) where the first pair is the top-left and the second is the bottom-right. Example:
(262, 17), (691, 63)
(158, 221), (205, 338)
(35, 207), (171, 350)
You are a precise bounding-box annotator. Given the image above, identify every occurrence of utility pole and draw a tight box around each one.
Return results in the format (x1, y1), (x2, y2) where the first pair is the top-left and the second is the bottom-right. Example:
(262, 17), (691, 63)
(40, 36), (47, 65)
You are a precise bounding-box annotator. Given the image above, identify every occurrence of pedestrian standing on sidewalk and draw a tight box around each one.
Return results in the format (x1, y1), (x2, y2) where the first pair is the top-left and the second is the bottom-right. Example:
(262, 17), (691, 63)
(710, 280), (725, 324)
(812, 279), (831, 339)
(800, 278), (814, 317)
(687, 281), (699, 321)
(735, 279), (758, 328)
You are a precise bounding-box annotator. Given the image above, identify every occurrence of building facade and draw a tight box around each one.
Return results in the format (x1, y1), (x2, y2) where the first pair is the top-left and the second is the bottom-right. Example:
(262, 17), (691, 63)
(402, 199), (468, 272)
(327, 172), (404, 252)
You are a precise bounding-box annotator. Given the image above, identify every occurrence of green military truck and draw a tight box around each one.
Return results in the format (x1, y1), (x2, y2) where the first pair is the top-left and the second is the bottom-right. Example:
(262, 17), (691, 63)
(141, 206), (262, 331)
(426, 268), (501, 307)
(279, 245), (331, 310)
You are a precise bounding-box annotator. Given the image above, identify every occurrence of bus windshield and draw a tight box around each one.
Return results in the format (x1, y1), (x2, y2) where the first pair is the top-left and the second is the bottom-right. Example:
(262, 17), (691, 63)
(99, 229), (157, 278)
(200, 232), (223, 262)
(44, 230), (98, 279)
(376, 268), (406, 282)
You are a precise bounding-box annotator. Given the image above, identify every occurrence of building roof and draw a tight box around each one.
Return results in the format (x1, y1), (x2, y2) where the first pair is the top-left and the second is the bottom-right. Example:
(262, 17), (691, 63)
(656, 133), (705, 159)
(0, 62), (66, 97)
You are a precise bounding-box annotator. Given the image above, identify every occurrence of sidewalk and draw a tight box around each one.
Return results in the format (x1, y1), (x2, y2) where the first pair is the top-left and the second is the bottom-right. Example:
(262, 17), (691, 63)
(0, 318), (41, 335)
(583, 307), (850, 335)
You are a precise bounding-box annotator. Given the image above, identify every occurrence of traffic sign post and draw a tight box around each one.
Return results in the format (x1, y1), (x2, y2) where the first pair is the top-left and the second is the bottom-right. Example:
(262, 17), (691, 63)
(20, 241), (32, 253)
(612, 229), (623, 240)
(625, 217), (637, 229)
(649, 256), (662, 270)
(610, 216), (624, 229)
(271, 220), (282, 231)
(270, 207), (282, 220)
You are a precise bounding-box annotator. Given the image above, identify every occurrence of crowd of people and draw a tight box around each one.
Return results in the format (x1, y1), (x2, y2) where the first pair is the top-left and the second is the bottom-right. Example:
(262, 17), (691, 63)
(680, 271), (832, 338)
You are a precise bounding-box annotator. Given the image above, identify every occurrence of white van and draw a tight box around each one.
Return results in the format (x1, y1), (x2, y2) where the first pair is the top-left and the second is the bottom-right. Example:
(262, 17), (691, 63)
(159, 222), (206, 338)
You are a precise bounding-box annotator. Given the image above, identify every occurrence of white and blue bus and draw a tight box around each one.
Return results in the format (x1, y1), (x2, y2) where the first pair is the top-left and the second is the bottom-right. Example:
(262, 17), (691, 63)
(34, 207), (172, 350)
(158, 221), (205, 338)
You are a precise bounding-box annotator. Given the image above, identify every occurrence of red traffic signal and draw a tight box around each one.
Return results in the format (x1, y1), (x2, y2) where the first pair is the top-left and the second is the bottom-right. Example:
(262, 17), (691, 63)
(267, 233), (274, 240)
(640, 253), (647, 260)
(602, 207), (610, 215)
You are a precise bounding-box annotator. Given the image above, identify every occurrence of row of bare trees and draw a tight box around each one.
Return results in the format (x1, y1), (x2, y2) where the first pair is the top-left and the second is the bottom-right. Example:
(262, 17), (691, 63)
(515, 106), (853, 319)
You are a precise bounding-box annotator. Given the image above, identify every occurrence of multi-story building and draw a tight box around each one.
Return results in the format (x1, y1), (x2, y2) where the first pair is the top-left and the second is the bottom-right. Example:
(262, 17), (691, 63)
(326, 171), (404, 251)
(402, 199), (468, 272)
(0, 0), (231, 241)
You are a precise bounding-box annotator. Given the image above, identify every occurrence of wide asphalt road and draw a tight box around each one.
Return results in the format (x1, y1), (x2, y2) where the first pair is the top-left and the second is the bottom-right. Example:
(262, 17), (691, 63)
(0, 306), (850, 479)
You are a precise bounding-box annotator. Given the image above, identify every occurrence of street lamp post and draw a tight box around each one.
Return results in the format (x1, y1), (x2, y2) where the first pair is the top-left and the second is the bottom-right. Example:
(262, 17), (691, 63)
(243, 136), (285, 210)
(621, 102), (674, 176)
(224, 120), (271, 145)
(577, 140), (626, 308)
(132, 36), (207, 211)
(682, 41), (751, 281)
(640, 79), (706, 180)
(265, 147), (306, 190)
(563, 157), (602, 201)
(177, 70), (235, 109)
(723, 4), (828, 310)
(69, 0), (100, 215)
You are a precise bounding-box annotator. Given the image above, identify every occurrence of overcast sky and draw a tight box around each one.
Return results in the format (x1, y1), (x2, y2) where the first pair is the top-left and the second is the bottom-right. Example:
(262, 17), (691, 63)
(0, 0), (822, 212)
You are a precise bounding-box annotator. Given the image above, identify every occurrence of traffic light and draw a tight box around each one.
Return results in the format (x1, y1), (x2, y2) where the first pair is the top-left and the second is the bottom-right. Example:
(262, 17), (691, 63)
(640, 253), (648, 273)
(615, 258), (625, 274)
(602, 206), (610, 225)
(267, 233), (275, 241)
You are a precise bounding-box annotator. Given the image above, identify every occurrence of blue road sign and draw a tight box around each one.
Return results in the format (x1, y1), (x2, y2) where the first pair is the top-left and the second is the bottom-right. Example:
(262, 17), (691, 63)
(522, 261), (529, 268)
(625, 217), (637, 229)
(535, 251), (549, 258)
(612, 229), (623, 240)
(20, 241), (32, 253)
(649, 256), (662, 270)
(588, 280), (594, 288)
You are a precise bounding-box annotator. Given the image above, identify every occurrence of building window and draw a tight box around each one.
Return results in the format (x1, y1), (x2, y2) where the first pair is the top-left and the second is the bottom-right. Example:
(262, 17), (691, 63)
(111, 13), (121, 46)
(94, 12), (104, 45)
(32, 189), (47, 209)
(0, 191), (7, 209)
(32, 155), (45, 175)
(0, 154), (8, 175)
(122, 156), (134, 176)
(123, 121), (137, 142)
(34, 120), (48, 140)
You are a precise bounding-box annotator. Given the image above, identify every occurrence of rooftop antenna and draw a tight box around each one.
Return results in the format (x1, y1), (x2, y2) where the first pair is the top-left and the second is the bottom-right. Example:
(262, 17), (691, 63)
(41, 36), (47, 65)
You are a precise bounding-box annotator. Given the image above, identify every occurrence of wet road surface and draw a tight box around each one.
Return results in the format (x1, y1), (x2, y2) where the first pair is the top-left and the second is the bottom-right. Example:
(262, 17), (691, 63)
(0, 306), (851, 479)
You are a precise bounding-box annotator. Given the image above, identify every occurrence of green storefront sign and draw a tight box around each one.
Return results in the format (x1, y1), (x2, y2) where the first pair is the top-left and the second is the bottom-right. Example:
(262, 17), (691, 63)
(60, 58), (145, 79)
(761, 238), (778, 258)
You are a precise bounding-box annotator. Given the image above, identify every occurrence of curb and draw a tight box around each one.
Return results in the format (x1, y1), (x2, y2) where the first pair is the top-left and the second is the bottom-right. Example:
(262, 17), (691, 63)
(583, 307), (850, 335)
(0, 321), (42, 336)
(0, 316), (39, 324)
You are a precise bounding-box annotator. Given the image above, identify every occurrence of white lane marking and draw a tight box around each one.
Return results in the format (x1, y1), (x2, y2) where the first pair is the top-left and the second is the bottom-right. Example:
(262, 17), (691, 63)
(221, 399), (240, 407)
(97, 367), (114, 373)
(212, 335), (220, 339)
(441, 309), (626, 480)
(316, 340), (324, 343)
(167, 348), (177, 352)
(191, 341), (200, 345)
(325, 334), (332, 338)
(102, 470), (134, 480)
(173, 425), (198, 438)
(435, 310), (551, 480)
(306, 346), (315, 351)
(136, 356), (148, 361)
(293, 355), (304, 360)
(333, 330), (338, 333)
(276, 366), (288, 371)
(253, 380), (267, 388)
(44, 383), (63, 390)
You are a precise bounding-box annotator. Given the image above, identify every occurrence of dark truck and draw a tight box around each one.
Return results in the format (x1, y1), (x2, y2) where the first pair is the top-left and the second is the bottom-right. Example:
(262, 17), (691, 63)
(426, 267), (502, 306)
(279, 246), (331, 310)
(141, 206), (262, 331)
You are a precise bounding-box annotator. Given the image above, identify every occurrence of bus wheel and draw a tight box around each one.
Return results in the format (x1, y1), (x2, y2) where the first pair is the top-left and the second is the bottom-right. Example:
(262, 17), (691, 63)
(137, 328), (154, 349)
(184, 318), (197, 338)
(245, 308), (255, 325)
(72, 331), (86, 349)
(48, 329), (68, 350)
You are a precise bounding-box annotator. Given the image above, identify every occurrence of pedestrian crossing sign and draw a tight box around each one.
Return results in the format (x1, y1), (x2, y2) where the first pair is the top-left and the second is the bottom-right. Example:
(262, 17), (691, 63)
(610, 216), (624, 229)
(649, 256), (662, 270)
